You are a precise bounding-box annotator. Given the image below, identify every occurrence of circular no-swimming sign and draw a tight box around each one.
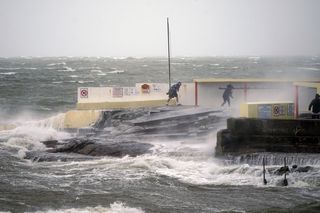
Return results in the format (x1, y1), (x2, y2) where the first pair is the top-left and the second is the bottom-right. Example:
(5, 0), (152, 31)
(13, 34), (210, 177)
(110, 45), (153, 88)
(272, 104), (280, 116)
(80, 88), (88, 98)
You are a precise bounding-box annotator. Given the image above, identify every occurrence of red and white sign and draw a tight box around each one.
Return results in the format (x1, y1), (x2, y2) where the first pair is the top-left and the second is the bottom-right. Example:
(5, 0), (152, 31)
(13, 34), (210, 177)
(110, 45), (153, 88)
(80, 88), (88, 98)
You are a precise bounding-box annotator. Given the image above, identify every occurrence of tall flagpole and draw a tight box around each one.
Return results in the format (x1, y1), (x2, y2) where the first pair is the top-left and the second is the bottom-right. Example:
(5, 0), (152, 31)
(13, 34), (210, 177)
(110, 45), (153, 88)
(167, 17), (171, 88)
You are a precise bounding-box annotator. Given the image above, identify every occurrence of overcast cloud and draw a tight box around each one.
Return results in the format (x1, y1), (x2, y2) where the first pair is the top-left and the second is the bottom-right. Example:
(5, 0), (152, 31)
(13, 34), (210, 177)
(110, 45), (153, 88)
(0, 0), (319, 57)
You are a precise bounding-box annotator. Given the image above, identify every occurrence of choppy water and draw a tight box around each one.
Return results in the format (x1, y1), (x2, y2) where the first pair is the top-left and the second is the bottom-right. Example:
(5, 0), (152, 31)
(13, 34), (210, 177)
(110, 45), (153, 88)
(1, 57), (320, 212)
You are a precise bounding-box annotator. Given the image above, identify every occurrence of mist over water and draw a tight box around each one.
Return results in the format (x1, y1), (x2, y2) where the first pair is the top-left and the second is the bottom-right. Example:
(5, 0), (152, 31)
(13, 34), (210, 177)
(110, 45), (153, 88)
(0, 57), (320, 212)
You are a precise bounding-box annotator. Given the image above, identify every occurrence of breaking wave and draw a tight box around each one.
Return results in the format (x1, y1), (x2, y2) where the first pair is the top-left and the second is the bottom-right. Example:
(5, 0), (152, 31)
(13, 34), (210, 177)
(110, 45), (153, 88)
(0, 72), (16, 75)
(107, 70), (124, 74)
(28, 202), (144, 213)
(0, 113), (71, 158)
(58, 66), (76, 72)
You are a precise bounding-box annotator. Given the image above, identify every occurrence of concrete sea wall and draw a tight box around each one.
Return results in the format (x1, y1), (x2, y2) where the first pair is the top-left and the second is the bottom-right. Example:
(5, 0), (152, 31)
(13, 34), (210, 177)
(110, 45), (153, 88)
(216, 118), (320, 156)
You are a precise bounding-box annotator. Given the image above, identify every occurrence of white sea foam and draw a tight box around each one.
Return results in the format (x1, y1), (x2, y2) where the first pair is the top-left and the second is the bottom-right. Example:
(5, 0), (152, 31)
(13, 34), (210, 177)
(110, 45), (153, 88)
(29, 202), (144, 213)
(129, 154), (318, 187)
(90, 69), (103, 73)
(52, 81), (63, 84)
(0, 67), (20, 70)
(58, 66), (76, 72)
(23, 67), (37, 70)
(1, 114), (71, 157)
(40, 106), (52, 111)
(117, 138), (319, 187)
(171, 62), (186, 65)
(298, 67), (319, 71)
(47, 62), (66, 66)
(97, 73), (106, 76)
(112, 57), (127, 60)
(248, 56), (261, 60)
(107, 70), (125, 74)
(131, 156), (260, 185)
(32, 113), (66, 130)
(78, 80), (94, 84)
(0, 72), (16, 75)
(69, 75), (78, 78)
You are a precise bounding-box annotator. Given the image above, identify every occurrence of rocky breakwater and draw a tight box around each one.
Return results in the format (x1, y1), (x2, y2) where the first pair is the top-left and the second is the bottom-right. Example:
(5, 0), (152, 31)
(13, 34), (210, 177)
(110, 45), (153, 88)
(216, 118), (320, 156)
(25, 106), (222, 162)
(25, 138), (153, 162)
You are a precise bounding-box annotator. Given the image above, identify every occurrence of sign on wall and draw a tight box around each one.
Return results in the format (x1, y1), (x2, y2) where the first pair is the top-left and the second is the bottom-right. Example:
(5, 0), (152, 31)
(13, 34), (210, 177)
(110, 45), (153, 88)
(272, 104), (285, 117)
(287, 103), (294, 116)
(112, 87), (124, 98)
(80, 88), (88, 98)
(124, 87), (139, 96)
(258, 105), (271, 118)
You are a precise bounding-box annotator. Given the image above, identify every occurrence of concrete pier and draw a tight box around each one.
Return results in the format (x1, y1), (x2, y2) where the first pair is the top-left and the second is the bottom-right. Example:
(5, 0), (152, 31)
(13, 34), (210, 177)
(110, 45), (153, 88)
(216, 118), (320, 156)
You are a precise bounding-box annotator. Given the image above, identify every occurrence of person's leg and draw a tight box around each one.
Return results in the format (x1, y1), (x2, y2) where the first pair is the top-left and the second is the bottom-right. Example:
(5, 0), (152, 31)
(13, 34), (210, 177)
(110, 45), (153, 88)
(166, 97), (171, 105)
(221, 98), (226, 106)
(227, 98), (230, 106)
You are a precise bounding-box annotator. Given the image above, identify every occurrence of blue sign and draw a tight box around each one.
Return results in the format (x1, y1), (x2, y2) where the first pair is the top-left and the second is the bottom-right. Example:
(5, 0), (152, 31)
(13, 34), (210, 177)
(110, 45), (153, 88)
(258, 105), (272, 118)
(287, 103), (294, 116)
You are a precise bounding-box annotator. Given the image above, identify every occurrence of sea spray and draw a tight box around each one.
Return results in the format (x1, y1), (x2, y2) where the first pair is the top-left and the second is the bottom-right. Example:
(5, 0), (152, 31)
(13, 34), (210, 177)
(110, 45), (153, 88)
(27, 202), (145, 213)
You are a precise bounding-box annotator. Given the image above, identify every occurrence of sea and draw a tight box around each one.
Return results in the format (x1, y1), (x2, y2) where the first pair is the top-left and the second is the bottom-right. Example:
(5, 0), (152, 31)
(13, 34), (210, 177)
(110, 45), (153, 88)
(0, 56), (320, 213)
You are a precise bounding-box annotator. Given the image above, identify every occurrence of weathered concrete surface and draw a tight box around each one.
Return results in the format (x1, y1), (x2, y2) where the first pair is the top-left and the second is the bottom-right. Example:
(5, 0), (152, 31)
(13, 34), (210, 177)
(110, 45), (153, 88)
(216, 118), (320, 156)
(131, 107), (220, 126)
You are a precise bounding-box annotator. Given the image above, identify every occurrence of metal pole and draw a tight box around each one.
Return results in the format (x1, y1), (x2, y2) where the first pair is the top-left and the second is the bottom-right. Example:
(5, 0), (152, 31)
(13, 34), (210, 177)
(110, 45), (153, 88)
(167, 17), (171, 88)
(283, 157), (288, 186)
(263, 157), (267, 185)
(295, 86), (299, 119)
(195, 82), (198, 106)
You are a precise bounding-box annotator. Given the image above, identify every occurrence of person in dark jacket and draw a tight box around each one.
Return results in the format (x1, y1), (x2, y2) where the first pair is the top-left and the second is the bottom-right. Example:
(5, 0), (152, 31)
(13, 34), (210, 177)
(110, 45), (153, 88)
(308, 93), (320, 119)
(221, 84), (234, 107)
(166, 82), (181, 105)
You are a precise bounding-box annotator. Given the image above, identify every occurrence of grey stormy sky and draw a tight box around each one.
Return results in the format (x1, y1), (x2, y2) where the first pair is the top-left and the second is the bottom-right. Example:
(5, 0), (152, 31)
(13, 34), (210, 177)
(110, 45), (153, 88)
(0, 0), (319, 57)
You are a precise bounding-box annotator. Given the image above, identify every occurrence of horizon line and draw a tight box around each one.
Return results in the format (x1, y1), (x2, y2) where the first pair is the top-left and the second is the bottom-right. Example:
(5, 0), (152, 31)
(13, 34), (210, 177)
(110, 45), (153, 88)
(0, 54), (319, 59)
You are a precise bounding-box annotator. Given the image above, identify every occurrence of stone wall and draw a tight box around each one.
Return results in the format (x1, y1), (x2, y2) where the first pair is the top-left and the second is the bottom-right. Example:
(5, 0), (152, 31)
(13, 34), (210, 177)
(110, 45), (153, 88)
(215, 118), (320, 156)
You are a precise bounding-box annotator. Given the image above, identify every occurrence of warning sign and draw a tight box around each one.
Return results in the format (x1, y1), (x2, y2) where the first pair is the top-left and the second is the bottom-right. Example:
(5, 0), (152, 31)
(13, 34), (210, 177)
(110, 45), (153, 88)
(80, 88), (88, 98)
(273, 105), (280, 116)
(112, 87), (123, 98)
(272, 104), (285, 117)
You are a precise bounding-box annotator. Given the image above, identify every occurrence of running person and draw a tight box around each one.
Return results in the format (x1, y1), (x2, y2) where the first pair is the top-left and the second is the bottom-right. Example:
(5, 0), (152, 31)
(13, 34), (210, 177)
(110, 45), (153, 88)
(221, 84), (234, 107)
